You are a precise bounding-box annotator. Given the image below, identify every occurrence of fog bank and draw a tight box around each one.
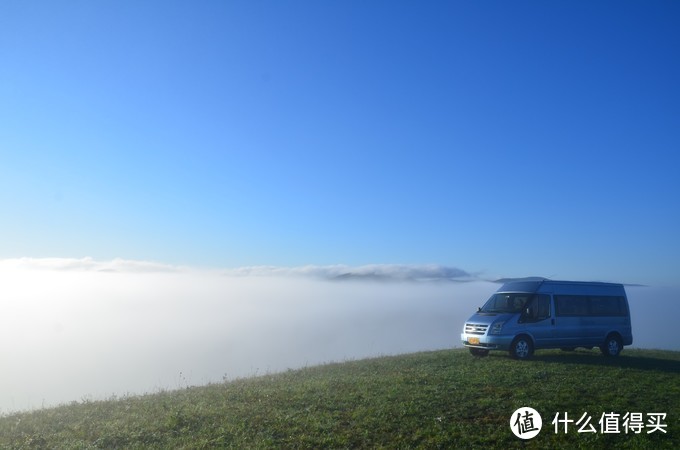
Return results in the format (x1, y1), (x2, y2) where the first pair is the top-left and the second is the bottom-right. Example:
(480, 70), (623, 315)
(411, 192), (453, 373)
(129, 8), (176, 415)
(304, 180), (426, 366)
(1, 263), (678, 413)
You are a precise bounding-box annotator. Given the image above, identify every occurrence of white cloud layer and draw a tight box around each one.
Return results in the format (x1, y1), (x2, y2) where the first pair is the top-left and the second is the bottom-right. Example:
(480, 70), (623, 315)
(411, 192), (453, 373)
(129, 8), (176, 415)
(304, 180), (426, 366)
(0, 258), (472, 281)
(223, 263), (472, 281)
(0, 258), (678, 414)
(0, 257), (184, 273)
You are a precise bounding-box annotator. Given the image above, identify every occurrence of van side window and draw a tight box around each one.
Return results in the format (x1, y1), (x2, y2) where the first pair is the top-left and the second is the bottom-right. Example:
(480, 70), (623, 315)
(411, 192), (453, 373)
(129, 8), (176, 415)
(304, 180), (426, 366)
(590, 296), (627, 316)
(555, 295), (627, 317)
(536, 294), (550, 320)
(526, 294), (551, 321)
(555, 295), (589, 316)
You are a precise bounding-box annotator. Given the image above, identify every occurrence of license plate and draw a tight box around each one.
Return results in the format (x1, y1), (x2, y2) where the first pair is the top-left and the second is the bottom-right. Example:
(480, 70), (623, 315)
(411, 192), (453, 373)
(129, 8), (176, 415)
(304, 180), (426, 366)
(468, 337), (480, 345)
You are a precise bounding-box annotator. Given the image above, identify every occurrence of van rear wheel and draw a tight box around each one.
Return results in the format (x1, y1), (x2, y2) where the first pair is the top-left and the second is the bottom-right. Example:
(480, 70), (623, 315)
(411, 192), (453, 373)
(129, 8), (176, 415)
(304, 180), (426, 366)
(600, 334), (622, 357)
(510, 336), (534, 360)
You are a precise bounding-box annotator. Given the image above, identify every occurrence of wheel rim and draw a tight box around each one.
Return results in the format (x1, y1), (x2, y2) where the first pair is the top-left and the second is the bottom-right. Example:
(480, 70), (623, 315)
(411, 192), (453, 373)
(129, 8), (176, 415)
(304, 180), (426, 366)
(515, 340), (529, 358)
(608, 339), (620, 355)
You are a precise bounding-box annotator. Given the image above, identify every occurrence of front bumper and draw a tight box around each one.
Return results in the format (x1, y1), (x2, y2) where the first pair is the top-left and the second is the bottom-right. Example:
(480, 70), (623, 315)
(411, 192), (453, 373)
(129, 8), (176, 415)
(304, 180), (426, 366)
(460, 333), (513, 351)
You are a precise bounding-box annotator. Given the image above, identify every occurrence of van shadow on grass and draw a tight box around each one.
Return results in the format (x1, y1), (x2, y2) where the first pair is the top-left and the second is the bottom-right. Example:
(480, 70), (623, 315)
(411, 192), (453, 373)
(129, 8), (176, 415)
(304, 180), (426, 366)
(523, 349), (680, 375)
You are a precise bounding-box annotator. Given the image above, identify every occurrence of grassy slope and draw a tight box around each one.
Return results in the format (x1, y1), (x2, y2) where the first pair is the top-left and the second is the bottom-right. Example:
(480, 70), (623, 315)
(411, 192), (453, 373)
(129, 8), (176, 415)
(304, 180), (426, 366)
(1, 348), (678, 449)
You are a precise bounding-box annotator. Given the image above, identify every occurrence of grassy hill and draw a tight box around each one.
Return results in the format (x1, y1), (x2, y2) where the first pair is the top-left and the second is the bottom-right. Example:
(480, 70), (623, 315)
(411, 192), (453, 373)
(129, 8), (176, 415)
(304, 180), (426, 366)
(1, 348), (678, 449)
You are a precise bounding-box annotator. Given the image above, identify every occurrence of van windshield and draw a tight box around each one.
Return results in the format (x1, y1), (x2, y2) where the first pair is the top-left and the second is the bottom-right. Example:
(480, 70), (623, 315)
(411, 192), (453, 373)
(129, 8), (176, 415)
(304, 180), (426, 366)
(480, 293), (534, 313)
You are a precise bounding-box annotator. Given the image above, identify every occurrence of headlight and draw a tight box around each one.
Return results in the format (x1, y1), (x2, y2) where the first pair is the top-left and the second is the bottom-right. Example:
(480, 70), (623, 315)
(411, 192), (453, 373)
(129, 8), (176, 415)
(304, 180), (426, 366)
(491, 321), (505, 334)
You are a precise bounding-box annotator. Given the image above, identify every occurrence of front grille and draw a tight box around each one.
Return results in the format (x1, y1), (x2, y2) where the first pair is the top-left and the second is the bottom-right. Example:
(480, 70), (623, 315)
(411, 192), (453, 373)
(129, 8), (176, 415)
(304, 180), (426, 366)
(465, 323), (488, 335)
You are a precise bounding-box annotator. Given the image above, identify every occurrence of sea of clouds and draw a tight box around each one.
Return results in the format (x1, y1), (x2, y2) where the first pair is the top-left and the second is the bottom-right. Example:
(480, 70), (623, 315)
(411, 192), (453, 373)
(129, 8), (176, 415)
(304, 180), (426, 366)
(1, 258), (678, 413)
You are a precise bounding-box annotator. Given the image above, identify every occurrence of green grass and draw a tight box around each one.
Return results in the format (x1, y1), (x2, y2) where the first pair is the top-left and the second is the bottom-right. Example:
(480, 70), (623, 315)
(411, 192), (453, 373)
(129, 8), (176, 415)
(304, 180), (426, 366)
(1, 348), (678, 449)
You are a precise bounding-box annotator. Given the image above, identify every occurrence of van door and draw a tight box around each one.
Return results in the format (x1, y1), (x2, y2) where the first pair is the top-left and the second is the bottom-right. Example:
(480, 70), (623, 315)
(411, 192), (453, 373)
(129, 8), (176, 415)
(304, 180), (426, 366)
(521, 294), (556, 348)
(553, 295), (588, 347)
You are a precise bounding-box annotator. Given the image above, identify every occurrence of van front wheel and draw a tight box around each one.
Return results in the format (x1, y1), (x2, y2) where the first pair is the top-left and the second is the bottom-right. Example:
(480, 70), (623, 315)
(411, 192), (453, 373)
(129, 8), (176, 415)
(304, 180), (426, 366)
(510, 336), (534, 360)
(601, 335), (622, 357)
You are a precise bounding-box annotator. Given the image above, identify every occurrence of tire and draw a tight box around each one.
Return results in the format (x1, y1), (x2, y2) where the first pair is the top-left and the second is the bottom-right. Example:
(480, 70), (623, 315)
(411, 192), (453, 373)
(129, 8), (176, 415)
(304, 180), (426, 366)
(469, 348), (489, 357)
(600, 334), (623, 357)
(510, 336), (534, 360)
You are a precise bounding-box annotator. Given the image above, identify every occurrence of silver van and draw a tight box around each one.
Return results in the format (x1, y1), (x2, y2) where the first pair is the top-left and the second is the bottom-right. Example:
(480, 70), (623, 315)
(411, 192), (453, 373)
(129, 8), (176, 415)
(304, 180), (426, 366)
(461, 280), (633, 359)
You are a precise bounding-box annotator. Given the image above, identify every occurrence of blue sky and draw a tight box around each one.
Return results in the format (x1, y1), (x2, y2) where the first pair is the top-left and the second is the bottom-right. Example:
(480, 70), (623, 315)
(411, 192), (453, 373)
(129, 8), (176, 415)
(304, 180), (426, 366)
(1, 1), (678, 285)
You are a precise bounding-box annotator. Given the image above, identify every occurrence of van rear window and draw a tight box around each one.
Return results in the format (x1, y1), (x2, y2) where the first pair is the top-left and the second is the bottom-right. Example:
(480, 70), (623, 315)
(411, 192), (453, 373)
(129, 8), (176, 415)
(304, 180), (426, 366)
(554, 295), (627, 317)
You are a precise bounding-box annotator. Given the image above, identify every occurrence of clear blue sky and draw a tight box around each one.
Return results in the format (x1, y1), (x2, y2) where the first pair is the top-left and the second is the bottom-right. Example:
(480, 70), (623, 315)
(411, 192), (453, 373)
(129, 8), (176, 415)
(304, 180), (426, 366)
(1, 1), (678, 285)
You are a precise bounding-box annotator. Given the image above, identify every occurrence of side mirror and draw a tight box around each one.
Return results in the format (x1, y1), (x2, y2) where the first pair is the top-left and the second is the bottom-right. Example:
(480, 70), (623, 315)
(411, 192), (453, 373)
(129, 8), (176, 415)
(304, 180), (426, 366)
(477, 306), (482, 312)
